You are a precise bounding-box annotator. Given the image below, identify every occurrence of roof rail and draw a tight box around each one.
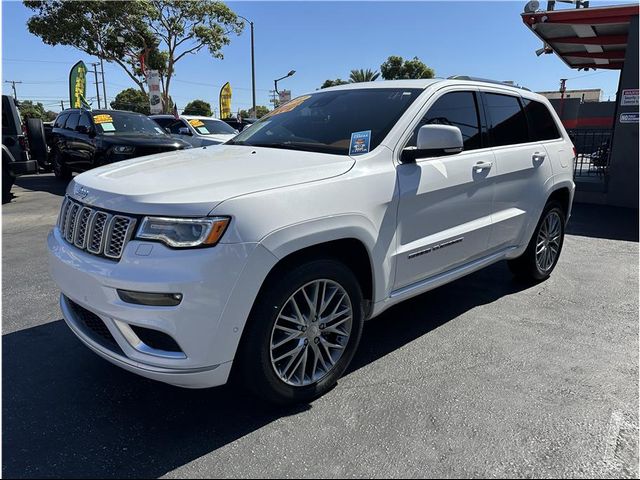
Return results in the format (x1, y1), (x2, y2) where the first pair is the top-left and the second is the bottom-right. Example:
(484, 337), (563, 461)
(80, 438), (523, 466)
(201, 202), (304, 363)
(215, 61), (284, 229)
(447, 75), (531, 91)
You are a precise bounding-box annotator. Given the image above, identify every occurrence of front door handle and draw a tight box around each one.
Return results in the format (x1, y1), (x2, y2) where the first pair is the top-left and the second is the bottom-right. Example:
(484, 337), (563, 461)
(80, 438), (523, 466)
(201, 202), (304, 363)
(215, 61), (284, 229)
(532, 152), (546, 162)
(474, 161), (493, 172)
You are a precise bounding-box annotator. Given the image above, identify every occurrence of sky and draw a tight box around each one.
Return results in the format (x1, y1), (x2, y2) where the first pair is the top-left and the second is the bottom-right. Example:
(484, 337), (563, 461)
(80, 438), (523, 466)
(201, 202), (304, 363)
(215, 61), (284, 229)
(1, 0), (627, 114)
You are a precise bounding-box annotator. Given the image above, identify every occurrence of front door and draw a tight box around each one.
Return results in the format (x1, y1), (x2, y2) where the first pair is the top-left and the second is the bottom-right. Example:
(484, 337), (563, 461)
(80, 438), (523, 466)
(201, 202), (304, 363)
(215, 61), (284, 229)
(394, 90), (496, 291)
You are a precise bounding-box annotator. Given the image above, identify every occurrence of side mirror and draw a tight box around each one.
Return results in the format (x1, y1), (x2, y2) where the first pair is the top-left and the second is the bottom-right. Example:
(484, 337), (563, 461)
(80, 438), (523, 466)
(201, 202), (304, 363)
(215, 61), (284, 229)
(401, 124), (463, 163)
(178, 127), (192, 136)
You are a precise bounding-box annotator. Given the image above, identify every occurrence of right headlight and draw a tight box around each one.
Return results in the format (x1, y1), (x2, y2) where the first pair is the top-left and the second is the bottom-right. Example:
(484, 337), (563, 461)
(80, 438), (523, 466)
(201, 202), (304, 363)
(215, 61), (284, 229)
(136, 216), (230, 248)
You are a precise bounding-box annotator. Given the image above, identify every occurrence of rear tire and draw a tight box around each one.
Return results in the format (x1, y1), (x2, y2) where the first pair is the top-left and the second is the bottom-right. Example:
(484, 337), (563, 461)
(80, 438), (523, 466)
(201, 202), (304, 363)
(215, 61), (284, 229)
(25, 118), (49, 170)
(2, 168), (15, 204)
(52, 150), (71, 181)
(508, 201), (566, 281)
(235, 259), (364, 406)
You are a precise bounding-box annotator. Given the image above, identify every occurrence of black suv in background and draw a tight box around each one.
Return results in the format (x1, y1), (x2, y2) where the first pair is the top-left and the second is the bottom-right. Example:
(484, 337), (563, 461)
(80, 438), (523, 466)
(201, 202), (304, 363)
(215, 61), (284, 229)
(50, 109), (190, 180)
(2, 95), (39, 202)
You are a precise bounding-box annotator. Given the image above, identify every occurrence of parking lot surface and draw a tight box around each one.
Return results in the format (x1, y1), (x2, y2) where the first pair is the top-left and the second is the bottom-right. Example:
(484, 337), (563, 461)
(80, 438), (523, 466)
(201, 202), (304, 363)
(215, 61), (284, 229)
(3, 174), (639, 479)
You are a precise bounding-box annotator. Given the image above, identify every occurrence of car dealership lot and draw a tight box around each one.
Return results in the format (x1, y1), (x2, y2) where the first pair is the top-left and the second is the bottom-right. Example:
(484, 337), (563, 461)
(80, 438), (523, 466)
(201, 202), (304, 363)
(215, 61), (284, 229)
(3, 174), (638, 479)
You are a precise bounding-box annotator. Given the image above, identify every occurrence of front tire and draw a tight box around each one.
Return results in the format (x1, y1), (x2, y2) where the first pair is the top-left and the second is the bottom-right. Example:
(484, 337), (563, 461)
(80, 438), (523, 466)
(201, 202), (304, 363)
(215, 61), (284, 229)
(508, 201), (566, 281)
(236, 259), (364, 405)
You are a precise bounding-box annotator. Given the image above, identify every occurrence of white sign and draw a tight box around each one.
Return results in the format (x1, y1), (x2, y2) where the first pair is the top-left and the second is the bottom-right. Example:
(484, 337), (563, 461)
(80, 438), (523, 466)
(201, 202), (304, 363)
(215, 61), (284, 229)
(620, 112), (639, 124)
(278, 90), (291, 105)
(620, 89), (639, 106)
(147, 70), (163, 114)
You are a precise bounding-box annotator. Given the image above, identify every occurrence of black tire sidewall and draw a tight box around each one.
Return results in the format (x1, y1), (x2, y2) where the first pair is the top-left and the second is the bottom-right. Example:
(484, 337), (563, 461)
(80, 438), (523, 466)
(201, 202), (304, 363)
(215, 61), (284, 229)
(26, 118), (48, 167)
(238, 259), (364, 405)
(52, 150), (71, 181)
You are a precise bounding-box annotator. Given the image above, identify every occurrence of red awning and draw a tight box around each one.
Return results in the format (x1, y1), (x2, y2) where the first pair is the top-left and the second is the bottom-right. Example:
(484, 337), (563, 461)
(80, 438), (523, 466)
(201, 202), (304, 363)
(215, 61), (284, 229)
(522, 4), (639, 70)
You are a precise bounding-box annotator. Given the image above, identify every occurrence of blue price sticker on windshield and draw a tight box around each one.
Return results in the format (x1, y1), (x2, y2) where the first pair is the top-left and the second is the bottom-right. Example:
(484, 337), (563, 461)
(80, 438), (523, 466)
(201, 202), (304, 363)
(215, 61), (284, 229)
(349, 130), (371, 156)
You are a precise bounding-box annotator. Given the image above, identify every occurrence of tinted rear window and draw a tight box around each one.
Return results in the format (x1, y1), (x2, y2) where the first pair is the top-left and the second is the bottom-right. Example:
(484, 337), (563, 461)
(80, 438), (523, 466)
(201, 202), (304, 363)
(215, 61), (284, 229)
(485, 93), (529, 147)
(65, 113), (80, 130)
(522, 99), (561, 141)
(54, 113), (69, 128)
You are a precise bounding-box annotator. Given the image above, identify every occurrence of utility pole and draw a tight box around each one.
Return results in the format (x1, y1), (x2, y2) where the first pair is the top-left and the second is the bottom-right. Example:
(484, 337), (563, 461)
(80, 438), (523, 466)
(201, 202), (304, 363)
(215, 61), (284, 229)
(5, 80), (22, 100)
(90, 62), (102, 109)
(100, 56), (108, 109)
(60, 100), (65, 111)
(238, 15), (257, 117)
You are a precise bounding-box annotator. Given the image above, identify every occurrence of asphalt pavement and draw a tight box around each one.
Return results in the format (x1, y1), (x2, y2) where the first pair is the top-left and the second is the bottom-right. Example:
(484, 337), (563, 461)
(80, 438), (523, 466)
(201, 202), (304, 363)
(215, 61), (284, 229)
(3, 173), (638, 478)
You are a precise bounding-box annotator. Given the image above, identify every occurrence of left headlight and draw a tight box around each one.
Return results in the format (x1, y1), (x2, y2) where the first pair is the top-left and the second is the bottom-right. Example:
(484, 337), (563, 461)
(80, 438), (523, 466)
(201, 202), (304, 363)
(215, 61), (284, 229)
(136, 216), (230, 248)
(113, 145), (136, 154)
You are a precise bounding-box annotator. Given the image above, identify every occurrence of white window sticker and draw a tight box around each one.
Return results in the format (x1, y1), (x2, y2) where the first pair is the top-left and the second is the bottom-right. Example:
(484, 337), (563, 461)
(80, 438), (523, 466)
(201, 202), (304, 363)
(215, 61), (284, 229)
(101, 123), (116, 132)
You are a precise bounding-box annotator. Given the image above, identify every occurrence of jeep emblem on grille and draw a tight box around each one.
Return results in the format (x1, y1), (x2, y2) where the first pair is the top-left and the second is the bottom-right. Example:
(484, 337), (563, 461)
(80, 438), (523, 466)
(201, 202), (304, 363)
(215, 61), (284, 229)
(74, 185), (90, 200)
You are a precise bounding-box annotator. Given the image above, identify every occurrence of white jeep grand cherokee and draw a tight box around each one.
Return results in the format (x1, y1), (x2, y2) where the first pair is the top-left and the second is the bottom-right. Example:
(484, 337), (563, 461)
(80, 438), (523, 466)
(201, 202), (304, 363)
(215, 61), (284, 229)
(48, 79), (575, 404)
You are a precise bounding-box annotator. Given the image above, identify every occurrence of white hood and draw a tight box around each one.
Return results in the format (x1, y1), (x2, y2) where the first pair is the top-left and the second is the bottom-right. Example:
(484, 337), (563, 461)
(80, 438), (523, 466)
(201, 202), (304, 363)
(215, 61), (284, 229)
(69, 145), (354, 216)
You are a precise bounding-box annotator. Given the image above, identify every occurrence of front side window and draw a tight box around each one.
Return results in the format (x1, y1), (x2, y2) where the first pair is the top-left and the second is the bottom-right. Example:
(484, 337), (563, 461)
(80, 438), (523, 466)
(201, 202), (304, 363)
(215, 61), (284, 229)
(153, 118), (187, 134)
(522, 99), (561, 141)
(406, 91), (481, 150)
(229, 88), (423, 155)
(485, 93), (529, 147)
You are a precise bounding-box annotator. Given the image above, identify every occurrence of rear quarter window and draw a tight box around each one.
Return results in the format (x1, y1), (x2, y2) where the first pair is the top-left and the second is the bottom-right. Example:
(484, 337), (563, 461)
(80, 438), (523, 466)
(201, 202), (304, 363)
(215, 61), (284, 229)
(522, 98), (561, 141)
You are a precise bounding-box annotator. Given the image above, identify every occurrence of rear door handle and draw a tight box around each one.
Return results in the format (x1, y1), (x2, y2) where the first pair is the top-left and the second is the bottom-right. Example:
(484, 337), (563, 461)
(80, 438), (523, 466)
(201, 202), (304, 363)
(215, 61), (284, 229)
(533, 152), (546, 162)
(474, 161), (493, 171)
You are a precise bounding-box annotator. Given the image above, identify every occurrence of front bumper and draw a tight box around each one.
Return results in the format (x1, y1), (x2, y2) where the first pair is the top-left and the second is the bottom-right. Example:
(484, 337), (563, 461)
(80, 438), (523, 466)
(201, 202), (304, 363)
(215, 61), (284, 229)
(8, 159), (38, 176)
(48, 226), (275, 388)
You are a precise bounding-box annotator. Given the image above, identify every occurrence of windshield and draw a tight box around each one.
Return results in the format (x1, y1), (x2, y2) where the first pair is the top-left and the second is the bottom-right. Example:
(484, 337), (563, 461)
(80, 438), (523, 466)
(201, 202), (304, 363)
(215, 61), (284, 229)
(93, 112), (167, 136)
(187, 118), (237, 135)
(228, 88), (422, 155)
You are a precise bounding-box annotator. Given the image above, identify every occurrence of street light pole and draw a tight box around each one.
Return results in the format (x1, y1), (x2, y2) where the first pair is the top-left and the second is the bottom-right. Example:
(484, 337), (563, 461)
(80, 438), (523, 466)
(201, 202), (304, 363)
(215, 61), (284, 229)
(238, 15), (256, 117)
(274, 70), (296, 94)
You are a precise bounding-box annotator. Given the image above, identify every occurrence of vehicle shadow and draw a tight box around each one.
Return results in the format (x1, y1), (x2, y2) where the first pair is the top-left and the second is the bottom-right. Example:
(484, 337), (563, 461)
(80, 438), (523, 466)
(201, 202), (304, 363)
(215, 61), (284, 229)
(567, 203), (638, 242)
(2, 262), (532, 478)
(13, 173), (68, 197)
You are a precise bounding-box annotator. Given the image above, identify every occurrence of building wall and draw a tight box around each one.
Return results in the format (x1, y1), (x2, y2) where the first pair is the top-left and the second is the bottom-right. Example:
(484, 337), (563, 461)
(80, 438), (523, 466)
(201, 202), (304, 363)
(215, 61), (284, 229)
(548, 98), (615, 129)
(539, 89), (602, 102)
(607, 15), (639, 209)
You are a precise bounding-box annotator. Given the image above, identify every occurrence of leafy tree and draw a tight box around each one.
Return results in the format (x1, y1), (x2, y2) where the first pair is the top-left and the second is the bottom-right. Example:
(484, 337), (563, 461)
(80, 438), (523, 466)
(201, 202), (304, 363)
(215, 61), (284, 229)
(18, 100), (47, 120)
(349, 69), (379, 83)
(239, 106), (270, 119)
(380, 55), (435, 80)
(320, 78), (348, 89)
(110, 88), (150, 114)
(183, 99), (212, 116)
(24, 0), (243, 112)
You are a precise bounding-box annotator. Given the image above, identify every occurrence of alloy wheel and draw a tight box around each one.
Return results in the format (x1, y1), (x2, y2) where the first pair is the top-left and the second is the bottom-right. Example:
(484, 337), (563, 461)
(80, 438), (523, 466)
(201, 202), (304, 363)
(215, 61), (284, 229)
(269, 279), (353, 387)
(535, 211), (562, 272)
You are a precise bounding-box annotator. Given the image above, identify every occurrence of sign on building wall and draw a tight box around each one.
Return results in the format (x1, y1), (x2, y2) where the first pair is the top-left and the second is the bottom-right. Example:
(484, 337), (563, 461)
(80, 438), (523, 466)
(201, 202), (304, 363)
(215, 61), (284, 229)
(620, 89), (639, 106)
(147, 70), (163, 114)
(619, 112), (639, 124)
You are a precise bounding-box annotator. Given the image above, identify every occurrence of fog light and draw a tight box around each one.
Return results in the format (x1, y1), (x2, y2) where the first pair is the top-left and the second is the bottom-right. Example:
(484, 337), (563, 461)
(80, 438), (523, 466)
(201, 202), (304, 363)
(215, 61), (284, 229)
(117, 289), (183, 306)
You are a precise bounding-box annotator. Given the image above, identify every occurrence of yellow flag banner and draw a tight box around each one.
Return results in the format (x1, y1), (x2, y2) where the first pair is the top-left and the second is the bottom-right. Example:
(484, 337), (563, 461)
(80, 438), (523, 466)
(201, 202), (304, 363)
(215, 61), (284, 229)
(219, 82), (232, 119)
(69, 61), (88, 109)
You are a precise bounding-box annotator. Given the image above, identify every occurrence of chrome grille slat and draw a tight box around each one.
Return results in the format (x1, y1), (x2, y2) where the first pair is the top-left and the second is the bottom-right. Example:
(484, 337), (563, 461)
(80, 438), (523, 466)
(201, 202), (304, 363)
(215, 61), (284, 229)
(57, 197), (135, 261)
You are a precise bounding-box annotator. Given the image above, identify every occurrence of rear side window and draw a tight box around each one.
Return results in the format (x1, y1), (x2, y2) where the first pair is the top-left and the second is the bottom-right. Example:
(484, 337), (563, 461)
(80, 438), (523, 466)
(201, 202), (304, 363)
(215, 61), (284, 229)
(54, 113), (69, 128)
(65, 113), (80, 130)
(522, 99), (561, 141)
(78, 112), (92, 130)
(484, 93), (529, 147)
(407, 91), (482, 150)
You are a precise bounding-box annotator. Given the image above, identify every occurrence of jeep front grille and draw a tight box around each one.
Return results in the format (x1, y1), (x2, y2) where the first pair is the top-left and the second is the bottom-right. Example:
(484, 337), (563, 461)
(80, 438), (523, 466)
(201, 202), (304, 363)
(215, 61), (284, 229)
(58, 197), (136, 260)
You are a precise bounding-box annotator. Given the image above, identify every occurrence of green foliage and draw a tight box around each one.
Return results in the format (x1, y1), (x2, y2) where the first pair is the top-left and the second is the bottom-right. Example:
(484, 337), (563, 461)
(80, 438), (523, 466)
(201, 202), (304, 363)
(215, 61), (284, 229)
(239, 106), (270, 119)
(320, 78), (349, 89)
(183, 99), (212, 116)
(24, 0), (243, 112)
(380, 55), (435, 80)
(110, 88), (150, 115)
(18, 100), (47, 120)
(349, 69), (380, 83)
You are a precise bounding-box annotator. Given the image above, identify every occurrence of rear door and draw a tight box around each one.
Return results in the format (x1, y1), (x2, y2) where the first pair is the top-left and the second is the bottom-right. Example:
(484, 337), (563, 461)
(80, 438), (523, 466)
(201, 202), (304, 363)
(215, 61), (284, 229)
(481, 91), (554, 251)
(394, 88), (496, 290)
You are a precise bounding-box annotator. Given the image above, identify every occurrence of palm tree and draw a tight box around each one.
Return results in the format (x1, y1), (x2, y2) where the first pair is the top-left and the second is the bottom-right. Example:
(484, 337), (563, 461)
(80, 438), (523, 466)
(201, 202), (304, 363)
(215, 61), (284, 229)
(349, 68), (380, 83)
